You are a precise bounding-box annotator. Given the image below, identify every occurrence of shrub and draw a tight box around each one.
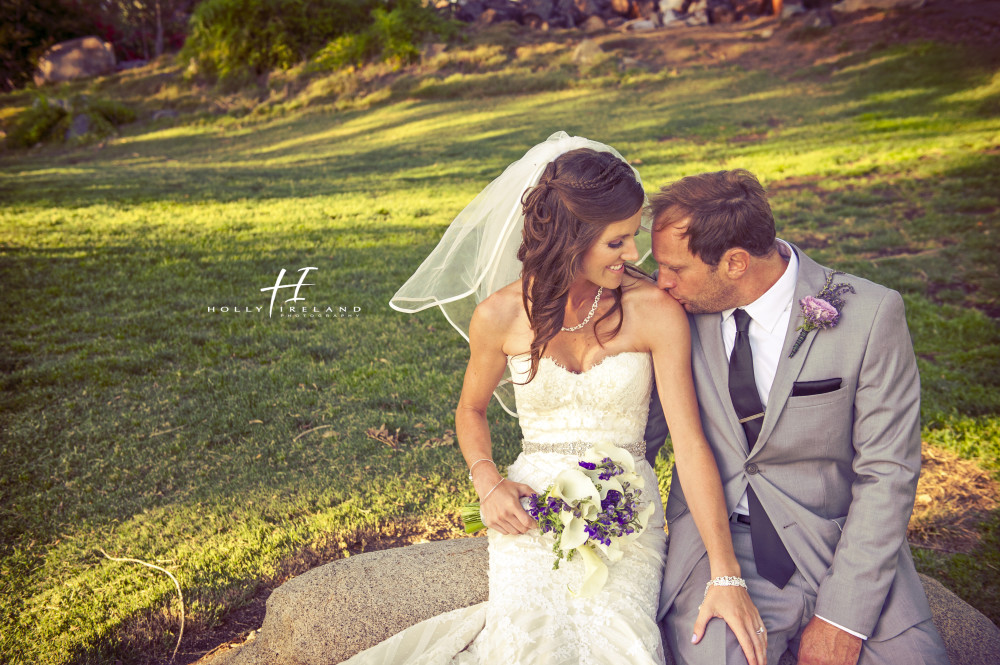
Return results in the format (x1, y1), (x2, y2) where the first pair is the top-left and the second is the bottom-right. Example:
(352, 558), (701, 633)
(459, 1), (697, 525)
(0, 0), (100, 91)
(182, 0), (376, 83)
(6, 97), (68, 148)
(369, 0), (456, 64)
(87, 97), (137, 125)
(311, 0), (458, 71)
(5, 94), (136, 149)
(183, 0), (457, 84)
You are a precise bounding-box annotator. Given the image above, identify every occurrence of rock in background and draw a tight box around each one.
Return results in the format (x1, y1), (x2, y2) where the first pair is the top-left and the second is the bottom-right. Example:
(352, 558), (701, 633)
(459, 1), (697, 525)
(33, 36), (117, 87)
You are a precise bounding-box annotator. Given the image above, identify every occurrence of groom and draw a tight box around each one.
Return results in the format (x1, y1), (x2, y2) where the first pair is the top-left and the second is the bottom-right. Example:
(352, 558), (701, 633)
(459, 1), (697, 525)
(643, 169), (947, 665)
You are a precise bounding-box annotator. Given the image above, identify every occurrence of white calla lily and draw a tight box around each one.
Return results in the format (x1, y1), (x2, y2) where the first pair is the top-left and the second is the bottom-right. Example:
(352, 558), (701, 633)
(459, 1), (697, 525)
(595, 537), (625, 563)
(560, 513), (590, 550)
(571, 544), (608, 598)
(582, 441), (636, 474)
(550, 468), (600, 506)
(597, 477), (624, 500)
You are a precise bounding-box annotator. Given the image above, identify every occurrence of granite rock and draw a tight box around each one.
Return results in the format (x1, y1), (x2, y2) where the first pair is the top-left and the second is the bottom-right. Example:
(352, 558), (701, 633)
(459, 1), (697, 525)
(206, 538), (999, 665)
(34, 37), (116, 86)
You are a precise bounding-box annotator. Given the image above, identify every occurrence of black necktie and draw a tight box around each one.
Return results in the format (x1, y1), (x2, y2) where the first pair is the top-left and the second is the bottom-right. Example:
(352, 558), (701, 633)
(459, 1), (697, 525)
(729, 309), (795, 588)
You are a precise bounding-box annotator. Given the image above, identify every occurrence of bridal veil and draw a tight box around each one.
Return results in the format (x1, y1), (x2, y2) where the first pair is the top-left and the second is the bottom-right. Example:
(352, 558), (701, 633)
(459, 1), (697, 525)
(389, 131), (651, 415)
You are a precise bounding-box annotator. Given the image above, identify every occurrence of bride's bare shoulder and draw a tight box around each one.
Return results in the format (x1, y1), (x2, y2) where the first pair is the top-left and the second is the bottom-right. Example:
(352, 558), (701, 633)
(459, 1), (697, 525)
(472, 280), (525, 329)
(622, 275), (687, 326)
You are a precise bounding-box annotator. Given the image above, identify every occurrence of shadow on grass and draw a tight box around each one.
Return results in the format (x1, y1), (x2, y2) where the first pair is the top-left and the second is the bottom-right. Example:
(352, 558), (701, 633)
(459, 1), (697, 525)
(3, 41), (995, 210)
(2, 35), (998, 664)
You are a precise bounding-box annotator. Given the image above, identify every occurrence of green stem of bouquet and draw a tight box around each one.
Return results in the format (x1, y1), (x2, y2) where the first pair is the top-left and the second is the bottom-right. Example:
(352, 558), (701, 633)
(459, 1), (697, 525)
(461, 503), (486, 534)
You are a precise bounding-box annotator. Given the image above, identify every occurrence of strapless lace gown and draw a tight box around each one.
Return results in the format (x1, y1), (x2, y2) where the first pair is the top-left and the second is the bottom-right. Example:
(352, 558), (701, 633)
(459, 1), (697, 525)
(344, 352), (667, 665)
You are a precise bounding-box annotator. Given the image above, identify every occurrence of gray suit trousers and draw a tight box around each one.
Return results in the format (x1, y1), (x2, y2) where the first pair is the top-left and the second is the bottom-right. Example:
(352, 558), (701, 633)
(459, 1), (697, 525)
(661, 522), (948, 665)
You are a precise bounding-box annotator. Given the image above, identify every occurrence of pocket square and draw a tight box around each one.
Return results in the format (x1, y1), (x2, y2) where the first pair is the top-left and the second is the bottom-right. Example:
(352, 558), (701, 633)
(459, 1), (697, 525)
(792, 378), (842, 397)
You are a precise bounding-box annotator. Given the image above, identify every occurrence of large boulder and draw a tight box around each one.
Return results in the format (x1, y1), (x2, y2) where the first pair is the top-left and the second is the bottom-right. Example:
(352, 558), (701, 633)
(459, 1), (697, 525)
(217, 539), (489, 665)
(921, 574), (1000, 665)
(204, 537), (1000, 665)
(33, 36), (116, 87)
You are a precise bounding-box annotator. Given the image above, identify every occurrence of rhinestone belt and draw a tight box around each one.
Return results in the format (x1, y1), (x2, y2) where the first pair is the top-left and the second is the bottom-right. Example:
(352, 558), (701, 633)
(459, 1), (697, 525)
(521, 439), (646, 460)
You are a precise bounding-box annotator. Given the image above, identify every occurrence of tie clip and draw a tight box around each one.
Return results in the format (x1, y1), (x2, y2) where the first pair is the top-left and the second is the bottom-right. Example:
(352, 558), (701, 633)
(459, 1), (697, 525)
(738, 412), (765, 424)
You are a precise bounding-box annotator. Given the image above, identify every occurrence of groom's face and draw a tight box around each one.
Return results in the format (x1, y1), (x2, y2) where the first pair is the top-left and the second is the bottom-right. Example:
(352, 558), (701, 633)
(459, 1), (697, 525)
(651, 221), (736, 315)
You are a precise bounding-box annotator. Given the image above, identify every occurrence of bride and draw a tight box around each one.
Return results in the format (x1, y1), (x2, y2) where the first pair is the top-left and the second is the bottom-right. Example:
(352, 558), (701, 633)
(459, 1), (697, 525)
(353, 133), (766, 665)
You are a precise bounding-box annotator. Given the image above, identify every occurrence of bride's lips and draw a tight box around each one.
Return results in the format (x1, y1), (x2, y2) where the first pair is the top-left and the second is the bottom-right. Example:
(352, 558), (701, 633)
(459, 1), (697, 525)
(608, 263), (624, 273)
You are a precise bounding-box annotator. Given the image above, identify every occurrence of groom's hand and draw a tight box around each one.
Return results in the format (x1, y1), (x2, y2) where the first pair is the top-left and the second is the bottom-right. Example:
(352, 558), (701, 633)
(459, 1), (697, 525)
(796, 616), (861, 665)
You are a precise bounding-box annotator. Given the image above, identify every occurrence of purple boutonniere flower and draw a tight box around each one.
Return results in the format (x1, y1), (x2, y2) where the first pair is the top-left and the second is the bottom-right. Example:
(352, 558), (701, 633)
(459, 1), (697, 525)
(789, 272), (855, 358)
(800, 295), (840, 328)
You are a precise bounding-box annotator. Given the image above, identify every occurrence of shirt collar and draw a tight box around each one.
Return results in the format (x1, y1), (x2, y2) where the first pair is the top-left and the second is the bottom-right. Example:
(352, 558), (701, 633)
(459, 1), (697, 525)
(722, 240), (798, 334)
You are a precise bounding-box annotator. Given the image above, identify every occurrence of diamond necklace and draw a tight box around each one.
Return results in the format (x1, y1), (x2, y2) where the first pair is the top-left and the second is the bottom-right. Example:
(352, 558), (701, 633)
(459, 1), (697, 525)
(561, 286), (603, 332)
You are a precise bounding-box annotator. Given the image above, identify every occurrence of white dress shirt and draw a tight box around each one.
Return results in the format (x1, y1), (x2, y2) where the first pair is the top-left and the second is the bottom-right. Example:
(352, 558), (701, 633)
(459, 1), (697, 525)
(720, 241), (867, 640)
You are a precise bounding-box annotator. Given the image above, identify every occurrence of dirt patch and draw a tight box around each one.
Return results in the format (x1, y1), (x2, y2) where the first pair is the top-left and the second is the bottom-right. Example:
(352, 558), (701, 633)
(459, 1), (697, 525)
(586, 0), (1000, 78)
(768, 174), (827, 193)
(124, 515), (470, 665)
(909, 445), (999, 554)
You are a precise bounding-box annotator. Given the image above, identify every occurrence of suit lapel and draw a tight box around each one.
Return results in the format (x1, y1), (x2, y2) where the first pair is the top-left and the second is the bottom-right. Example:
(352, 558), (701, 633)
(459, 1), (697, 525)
(754, 245), (830, 450)
(692, 312), (748, 456)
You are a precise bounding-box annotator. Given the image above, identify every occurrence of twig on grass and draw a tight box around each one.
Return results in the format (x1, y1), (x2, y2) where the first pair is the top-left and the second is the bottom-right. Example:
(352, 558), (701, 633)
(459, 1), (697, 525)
(293, 424), (335, 442)
(148, 424), (187, 439)
(98, 547), (185, 662)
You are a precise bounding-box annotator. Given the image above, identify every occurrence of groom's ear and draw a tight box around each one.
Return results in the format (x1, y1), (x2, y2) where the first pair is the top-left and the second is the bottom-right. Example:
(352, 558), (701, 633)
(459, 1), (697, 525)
(721, 248), (750, 280)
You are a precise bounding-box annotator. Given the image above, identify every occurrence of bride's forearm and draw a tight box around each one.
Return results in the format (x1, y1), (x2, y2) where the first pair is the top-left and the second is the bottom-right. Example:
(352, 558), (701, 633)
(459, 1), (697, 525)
(673, 440), (742, 578)
(456, 403), (503, 496)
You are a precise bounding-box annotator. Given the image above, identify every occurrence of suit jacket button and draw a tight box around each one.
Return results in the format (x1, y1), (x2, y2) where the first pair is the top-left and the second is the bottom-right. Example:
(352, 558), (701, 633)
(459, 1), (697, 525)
(745, 462), (759, 475)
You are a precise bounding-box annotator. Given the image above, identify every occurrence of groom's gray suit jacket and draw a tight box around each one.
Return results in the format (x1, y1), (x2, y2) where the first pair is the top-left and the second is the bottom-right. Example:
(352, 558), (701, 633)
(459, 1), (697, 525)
(645, 243), (933, 640)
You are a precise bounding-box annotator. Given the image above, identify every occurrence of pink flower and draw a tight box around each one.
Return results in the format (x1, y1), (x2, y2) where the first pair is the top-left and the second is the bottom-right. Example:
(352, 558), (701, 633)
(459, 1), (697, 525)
(800, 296), (839, 329)
(789, 271), (854, 358)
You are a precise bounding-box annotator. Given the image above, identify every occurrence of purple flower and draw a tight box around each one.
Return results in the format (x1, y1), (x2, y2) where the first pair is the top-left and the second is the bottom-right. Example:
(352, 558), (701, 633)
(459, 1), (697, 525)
(578, 461), (597, 470)
(789, 271), (855, 358)
(800, 295), (839, 329)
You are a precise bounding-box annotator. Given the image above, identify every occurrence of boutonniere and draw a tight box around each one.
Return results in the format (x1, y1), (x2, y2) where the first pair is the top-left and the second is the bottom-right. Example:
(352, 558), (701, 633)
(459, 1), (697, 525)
(788, 271), (855, 358)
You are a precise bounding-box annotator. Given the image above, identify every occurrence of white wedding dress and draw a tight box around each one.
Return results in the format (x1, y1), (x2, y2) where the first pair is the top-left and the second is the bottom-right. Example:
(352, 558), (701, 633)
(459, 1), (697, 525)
(344, 351), (667, 665)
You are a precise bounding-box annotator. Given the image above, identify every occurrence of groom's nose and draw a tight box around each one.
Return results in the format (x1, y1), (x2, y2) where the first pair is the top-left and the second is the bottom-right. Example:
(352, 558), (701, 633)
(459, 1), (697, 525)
(656, 270), (675, 290)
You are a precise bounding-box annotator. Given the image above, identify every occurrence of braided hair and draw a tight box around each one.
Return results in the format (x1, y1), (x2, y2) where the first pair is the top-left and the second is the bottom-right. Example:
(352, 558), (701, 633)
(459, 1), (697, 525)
(516, 148), (645, 383)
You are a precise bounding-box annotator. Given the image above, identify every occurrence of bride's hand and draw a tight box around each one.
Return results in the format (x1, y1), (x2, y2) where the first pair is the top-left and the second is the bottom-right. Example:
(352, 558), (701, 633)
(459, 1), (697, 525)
(478, 478), (537, 535)
(693, 585), (767, 665)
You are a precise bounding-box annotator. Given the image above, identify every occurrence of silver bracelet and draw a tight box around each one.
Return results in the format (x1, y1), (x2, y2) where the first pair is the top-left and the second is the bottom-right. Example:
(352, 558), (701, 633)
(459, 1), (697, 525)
(468, 458), (496, 481)
(481, 477), (505, 503)
(704, 575), (747, 599)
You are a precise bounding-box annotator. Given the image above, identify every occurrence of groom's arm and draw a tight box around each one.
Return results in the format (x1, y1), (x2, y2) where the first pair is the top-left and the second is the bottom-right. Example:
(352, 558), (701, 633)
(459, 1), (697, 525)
(812, 288), (922, 638)
(643, 268), (671, 468)
(644, 381), (669, 467)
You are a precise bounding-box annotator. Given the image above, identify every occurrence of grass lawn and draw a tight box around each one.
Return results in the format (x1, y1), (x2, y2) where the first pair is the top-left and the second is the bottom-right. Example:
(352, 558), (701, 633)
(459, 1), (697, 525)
(1, 16), (998, 664)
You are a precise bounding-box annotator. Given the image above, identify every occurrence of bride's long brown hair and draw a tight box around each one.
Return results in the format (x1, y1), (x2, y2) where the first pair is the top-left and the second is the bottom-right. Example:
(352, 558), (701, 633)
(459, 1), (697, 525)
(517, 148), (646, 383)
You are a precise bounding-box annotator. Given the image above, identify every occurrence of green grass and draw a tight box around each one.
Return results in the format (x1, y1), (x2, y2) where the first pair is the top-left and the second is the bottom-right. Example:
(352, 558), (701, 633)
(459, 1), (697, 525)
(1, 32), (998, 663)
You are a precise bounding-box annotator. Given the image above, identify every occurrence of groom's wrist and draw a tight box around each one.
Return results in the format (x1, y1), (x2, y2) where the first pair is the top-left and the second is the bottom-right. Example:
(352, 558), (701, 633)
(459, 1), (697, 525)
(815, 614), (868, 640)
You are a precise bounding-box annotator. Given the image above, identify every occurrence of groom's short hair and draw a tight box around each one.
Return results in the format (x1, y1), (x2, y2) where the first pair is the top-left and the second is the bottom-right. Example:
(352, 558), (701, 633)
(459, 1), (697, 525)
(650, 169), (775, 267)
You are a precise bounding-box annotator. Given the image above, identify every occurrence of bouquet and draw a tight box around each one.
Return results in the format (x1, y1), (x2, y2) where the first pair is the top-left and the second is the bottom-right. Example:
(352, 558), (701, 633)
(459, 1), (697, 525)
(461, 441), (655, 597)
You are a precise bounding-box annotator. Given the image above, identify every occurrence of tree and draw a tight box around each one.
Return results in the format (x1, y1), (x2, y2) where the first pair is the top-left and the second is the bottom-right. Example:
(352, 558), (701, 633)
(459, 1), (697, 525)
(97, 0), (197, 60)
(0, 0), (99, 91)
